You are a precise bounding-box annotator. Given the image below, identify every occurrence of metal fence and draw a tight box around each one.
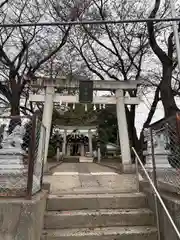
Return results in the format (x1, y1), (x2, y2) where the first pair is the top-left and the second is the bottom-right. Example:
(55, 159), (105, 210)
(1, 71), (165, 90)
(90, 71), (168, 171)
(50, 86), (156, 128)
(143, 113), (180, 193)
(0, 114), (46, 199)
(133, 147), (180, 240)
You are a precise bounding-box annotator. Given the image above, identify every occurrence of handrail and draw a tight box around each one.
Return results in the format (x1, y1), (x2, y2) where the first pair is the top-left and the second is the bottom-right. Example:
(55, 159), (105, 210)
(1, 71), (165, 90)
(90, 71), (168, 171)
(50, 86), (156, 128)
(132, 147), (180, 239)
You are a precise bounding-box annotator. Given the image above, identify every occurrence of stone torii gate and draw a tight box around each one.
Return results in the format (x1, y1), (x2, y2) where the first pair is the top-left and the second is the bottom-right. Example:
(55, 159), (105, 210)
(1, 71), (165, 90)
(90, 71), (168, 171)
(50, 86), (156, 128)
(29, 77), (140, 172)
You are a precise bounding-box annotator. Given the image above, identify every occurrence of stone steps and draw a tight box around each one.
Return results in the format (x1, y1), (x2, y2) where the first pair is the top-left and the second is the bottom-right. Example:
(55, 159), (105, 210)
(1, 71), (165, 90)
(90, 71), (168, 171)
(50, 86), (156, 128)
(42, 226), (157, 240)
(47, 192), (147, 211)
(50, 188), (139, 195)
(79, 156), (93, 163)
(44, 208), (155, 229)
(62, 158), (79, 163)
(62, 157), (94, 163)
(42, 191), (157, 240)
(42, 171), (157, 240)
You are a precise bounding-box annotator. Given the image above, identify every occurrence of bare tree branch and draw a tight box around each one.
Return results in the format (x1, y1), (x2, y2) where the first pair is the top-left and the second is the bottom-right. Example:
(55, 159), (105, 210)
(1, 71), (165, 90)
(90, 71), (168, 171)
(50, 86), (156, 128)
(147, 0), (171, 64)
(0, 0), (8, 9)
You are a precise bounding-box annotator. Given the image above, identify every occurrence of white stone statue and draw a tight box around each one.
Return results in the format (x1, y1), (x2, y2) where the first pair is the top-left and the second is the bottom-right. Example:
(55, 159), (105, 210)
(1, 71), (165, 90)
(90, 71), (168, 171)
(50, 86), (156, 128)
(12, 125), (25, 149)
(3, 127), (8, 141)
(1, 125), (25, 150)
(0, 123), (40, 195)
(0, 124), (27, 192)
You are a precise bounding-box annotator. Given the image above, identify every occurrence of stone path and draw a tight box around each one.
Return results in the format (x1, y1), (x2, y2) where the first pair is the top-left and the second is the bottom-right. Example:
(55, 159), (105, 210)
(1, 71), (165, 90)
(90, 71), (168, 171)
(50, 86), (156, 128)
(43, 163), (138, 194)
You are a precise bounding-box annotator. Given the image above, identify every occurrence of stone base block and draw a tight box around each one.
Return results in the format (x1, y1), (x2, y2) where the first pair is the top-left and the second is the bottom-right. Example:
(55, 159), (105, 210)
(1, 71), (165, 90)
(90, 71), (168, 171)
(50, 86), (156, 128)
(0, 191), (47, 240)
(122, 163), (136, 174)
(79, 157), (93, 163)
(145, 155), (171, 169)
(42, 182), (51, 193)
(0, 174), (40, 197)
(0, 175), (27, 197)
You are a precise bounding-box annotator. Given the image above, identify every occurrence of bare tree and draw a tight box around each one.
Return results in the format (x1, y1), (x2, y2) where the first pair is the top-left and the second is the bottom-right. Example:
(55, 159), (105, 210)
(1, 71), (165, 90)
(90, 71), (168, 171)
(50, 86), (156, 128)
(0, 0), (92, 121)
(147, 0), (179, 117)
(68, 0), (151, 153)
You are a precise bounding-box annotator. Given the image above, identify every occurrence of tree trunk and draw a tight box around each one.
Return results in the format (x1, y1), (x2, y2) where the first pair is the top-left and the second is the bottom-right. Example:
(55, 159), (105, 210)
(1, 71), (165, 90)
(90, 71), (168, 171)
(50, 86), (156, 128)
(8, 91), (21, 134)
(126, 107), (142, 162)
(160, 64), (179, 117)
(10, 101), (20, 116)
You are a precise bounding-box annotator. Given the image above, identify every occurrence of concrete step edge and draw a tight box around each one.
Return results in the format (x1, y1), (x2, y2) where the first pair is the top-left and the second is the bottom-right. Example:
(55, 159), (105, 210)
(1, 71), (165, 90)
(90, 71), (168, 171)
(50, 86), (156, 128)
(42, 226), (157, 237)
(45, 208), (153, 216)
(47, 189), (140, 195)
(47, 192), (146, 199)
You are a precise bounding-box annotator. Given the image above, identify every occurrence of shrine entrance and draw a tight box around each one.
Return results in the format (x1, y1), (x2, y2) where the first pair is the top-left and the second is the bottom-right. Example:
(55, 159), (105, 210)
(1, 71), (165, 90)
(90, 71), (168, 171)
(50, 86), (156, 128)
(66, 132), (88, 157)
(59, 126), (96, 158)
(30, 77), (140, 172)
(53, 126), (97, 162)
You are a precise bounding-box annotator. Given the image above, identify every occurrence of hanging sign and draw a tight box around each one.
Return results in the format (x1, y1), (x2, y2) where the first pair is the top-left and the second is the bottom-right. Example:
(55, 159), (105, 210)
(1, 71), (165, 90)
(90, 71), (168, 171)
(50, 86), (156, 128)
(79, 80), (93, 103)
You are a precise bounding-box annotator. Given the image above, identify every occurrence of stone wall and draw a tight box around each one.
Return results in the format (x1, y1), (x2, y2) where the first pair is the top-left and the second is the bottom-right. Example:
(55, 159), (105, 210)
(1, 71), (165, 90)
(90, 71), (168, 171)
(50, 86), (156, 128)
(0, 191), (47, 240)
(140, 180), (180, 240)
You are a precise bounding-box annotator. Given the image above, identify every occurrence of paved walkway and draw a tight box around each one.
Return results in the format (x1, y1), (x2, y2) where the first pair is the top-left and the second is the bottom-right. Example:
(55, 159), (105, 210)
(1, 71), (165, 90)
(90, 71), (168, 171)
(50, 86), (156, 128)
(43, 163), (138, 194)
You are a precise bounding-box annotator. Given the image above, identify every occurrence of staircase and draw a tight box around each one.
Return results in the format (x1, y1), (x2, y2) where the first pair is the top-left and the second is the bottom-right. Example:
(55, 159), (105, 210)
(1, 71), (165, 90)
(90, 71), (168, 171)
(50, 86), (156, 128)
(79, 156), (93, 162)
(62, 156), (93, 163)
(63, 156), (79, 163)
(79, 152), (94, 162)
(41, 191), (157, 239)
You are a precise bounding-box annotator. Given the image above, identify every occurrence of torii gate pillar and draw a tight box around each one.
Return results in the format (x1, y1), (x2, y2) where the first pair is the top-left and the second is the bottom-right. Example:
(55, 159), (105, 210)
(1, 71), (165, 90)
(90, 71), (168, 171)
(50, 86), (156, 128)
(42, 83), (54, 171)
(116, 89), (132, 173)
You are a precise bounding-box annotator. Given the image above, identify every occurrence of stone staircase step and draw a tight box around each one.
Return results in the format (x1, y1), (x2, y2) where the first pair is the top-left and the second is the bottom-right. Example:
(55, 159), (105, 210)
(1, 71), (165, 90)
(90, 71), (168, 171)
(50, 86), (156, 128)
(47, 192), (147, 211)
(41, 226), (158, 240)
(51, 188), (138, 195)
(44, 208), (154, 229)
(79, 157), (93, 163)
(63, 158), (79, 163)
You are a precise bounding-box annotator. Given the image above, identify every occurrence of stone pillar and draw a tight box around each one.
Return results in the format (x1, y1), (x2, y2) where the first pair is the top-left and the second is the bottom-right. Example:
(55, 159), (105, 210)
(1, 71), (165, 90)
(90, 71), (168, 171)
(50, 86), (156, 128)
(67, 144), (71, 156)
(41, 85), (54, 171)
(80, 143), (85, 156)
(56, 147), (60, 162)
(62, 129), (67, 156)
(116, 89), (131, 172)
(97, 147), (101, 163)
(97, 140), (101, 163)
(88, 130), (93, 156)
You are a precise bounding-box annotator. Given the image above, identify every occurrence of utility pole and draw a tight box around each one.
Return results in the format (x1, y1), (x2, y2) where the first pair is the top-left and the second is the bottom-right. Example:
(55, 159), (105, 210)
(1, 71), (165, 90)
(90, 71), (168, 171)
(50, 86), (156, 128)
(169, 0), (180, 73)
